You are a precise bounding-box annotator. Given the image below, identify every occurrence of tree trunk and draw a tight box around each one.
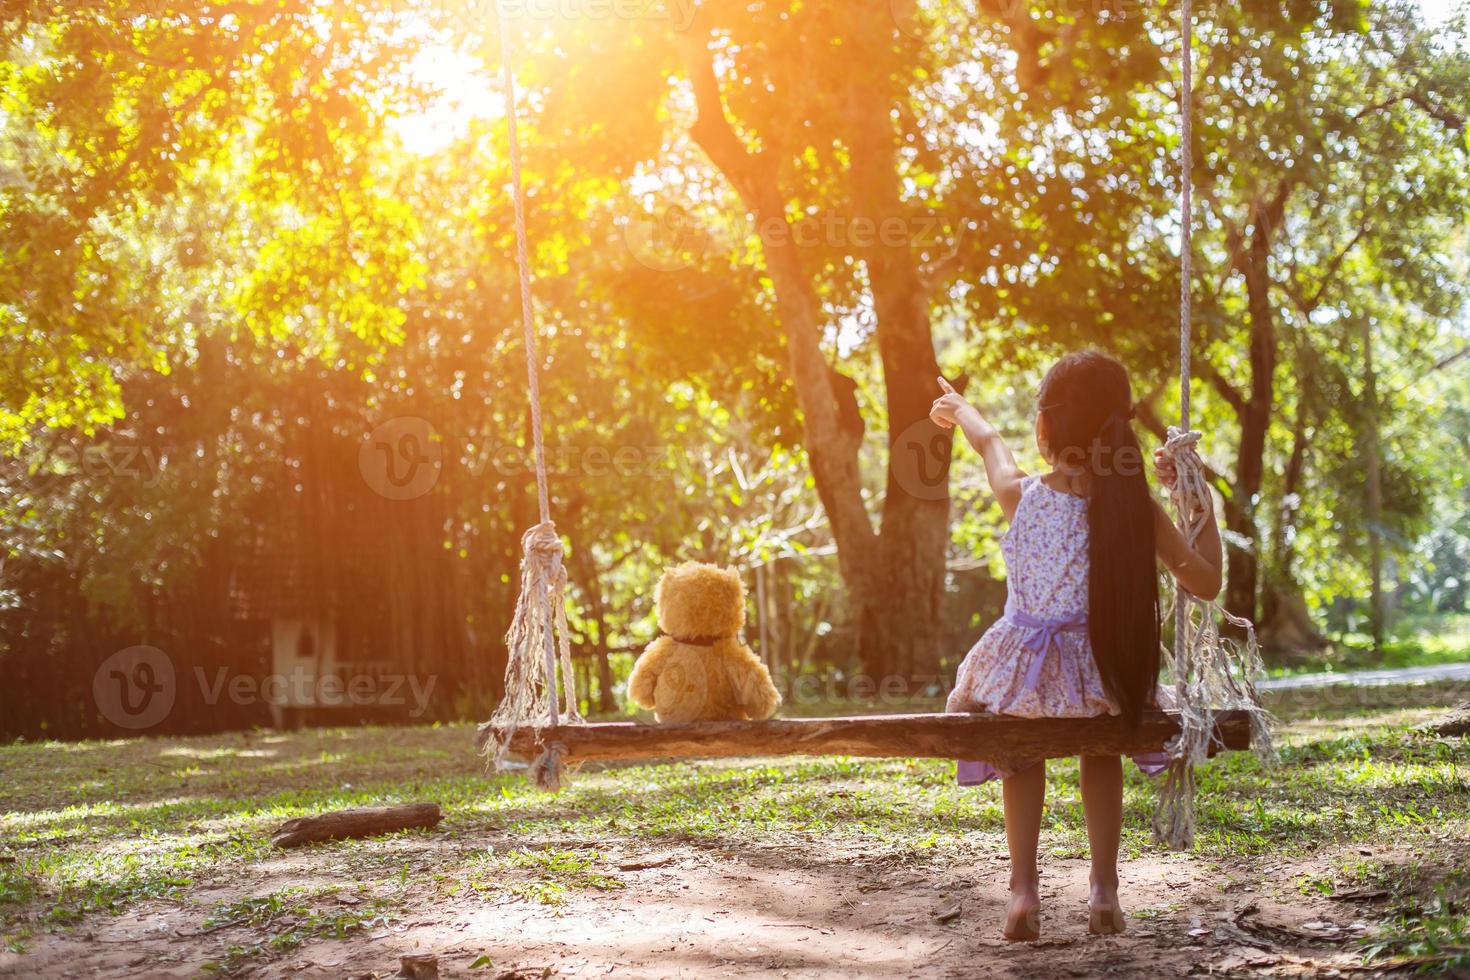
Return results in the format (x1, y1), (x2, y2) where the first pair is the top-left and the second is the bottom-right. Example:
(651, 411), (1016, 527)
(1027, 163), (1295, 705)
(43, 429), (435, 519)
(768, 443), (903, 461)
(1259, 379), (1329, 657)
(572, 547), (617, 713)
(1259, 584), (1329, 660)
(860, 495), (949, 684)
(1223, 190), (1288, 626)
(846, 71), (950, 682)
(1361, 316), (1386, 651)
(1269, 389), (1311, 577)
(678, 33), (950, 683)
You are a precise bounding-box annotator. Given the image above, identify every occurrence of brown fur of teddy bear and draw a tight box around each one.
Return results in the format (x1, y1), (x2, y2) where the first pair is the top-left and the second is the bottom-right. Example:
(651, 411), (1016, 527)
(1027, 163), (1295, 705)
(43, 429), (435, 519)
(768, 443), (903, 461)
(628, 562), (781, 724)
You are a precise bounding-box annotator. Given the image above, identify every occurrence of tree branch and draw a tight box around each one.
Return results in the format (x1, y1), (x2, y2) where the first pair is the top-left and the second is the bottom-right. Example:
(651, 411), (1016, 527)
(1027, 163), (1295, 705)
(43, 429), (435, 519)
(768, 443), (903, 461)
(676, 33), (777, 210)
(1289, 223), (1369, 316)
(1355, 90), (1467, 132)
(674, 27), (880, 572)
(1432, 345), (1470, 373)
(1195, 361), (1248, 417)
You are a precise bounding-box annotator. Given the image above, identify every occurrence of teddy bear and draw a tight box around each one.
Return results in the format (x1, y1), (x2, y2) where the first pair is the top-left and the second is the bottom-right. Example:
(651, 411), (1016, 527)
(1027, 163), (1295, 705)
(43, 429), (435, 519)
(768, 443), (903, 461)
(628, 562), (782, 724)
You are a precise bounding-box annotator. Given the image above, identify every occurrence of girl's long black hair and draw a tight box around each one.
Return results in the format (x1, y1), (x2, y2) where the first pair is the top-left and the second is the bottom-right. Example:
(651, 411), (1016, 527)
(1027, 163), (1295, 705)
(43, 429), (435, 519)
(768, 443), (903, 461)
(1037, 351), (1160, 727)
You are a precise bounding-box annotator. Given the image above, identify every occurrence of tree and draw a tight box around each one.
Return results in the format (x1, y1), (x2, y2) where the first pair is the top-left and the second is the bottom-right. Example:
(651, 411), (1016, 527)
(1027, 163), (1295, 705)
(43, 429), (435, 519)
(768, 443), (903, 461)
(670, 6), (953, 679)
(1183, 1), (1470, 635)
(498, 0), (1198, 678)
(941, 0), (1469, 647)
(0, 1), (426, 448)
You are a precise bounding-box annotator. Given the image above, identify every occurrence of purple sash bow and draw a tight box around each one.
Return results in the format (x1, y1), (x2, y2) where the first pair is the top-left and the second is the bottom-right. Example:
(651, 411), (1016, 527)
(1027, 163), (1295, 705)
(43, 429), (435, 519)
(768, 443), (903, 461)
(1004, 601), (1088, 691)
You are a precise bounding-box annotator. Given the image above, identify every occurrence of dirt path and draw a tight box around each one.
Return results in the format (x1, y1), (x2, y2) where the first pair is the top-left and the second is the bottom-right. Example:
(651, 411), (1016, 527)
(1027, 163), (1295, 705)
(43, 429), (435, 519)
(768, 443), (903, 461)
(2, 833), (1393, 978)
(1258, 661), (1470, 691)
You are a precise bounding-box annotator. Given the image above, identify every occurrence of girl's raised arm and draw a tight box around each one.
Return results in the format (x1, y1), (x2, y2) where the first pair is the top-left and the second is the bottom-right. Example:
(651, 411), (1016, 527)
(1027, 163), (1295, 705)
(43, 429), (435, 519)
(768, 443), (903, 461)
(930, 377), (1027, 521)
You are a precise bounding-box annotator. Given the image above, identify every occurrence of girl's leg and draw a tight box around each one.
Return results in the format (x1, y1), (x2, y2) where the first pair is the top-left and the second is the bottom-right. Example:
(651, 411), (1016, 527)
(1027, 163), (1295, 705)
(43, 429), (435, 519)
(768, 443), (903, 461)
(1001, 761), (1045, 940)
(1079, 754), (1126, 934)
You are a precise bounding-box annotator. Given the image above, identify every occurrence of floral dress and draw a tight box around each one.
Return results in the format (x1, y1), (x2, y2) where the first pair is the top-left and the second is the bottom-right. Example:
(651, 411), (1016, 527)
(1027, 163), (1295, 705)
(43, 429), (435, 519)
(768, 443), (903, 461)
(946, 475), (1169, 785)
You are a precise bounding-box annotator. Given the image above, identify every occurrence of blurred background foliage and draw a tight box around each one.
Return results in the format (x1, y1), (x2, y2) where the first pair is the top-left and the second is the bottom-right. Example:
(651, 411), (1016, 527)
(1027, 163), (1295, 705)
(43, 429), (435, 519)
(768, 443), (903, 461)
(0, 0), (1467, 738)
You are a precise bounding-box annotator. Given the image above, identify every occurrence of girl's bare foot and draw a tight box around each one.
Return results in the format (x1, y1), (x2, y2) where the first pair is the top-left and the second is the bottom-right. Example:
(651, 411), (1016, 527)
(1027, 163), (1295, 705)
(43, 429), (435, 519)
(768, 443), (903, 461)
(1088, 876), (1126, 935)
(1087, 902), (1125, 934)
(1002, 890), (1041, 941)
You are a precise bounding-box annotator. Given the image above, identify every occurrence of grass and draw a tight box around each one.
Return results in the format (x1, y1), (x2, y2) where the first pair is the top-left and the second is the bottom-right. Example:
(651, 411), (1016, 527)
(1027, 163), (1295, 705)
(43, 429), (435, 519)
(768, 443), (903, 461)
(1366, 889), (1470, 973)
(1, 681), (1468, 972)
(502, 848), (625, 905)
(1268, 611), (1470, 677)
(1331, 857), (1470, 973)
(198, 885), (400, 974)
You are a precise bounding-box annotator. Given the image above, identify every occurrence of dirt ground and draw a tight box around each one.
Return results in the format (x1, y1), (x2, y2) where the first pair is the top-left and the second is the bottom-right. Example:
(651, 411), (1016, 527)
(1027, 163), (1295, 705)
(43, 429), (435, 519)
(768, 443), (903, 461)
(1, 830), (1424, 978)
(7, 687), (1467, 978)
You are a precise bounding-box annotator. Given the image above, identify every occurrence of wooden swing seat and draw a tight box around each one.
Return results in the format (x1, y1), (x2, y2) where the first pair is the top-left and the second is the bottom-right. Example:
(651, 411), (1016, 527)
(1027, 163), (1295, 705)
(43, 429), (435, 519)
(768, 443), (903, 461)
(497, 708), (1251, 768)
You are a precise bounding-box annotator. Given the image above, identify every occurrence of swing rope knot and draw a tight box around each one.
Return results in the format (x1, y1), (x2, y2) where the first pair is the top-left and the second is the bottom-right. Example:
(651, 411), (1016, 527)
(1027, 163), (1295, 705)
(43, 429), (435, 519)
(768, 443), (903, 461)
(1161, 426), (1210, 544)
(523, 521), (565, 573)
(477, 519), (582, 781)
(1162, 425), (1200, 455)
(529, 742), (569, 792)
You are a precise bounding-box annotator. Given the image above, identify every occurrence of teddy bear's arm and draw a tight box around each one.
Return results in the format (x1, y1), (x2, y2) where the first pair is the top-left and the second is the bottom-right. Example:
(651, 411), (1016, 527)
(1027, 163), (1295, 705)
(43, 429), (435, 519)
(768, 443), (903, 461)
(628, 638), (674, 711)
(727, 646), (782, 720)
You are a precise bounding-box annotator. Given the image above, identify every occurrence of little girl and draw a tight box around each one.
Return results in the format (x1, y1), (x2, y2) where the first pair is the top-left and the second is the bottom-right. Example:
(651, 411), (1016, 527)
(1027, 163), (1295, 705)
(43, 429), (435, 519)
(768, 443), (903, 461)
(929, 350), (1223, 942)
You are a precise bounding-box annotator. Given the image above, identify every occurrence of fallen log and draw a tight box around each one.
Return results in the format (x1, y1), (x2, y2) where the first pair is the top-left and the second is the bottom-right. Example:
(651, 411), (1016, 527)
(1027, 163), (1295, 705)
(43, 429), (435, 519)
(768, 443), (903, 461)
(396, 953), (439, 980)
(1427, 700), (1470, 738)
(485, 709), (1252, 771)
(271, 803), (442, 849)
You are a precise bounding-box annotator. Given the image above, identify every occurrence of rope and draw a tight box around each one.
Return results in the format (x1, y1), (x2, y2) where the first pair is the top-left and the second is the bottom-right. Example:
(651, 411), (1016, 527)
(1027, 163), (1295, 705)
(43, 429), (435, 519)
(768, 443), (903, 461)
(1149, 0), (1274, 850)
(1174, 0), (1194, 762)
(1178, 0), (1193, 434)
(477, 6), (580, 785)
(529, 742), (569, 792)
(1160, 0), (1200, 852)
(500, 8), (551, 526)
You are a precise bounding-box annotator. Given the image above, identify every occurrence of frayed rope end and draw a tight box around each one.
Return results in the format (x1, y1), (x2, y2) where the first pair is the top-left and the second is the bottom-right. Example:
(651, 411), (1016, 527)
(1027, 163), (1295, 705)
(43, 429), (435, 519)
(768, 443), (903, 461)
(1151, 755), (1198, 851)
(529, 743), (568, 792)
